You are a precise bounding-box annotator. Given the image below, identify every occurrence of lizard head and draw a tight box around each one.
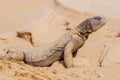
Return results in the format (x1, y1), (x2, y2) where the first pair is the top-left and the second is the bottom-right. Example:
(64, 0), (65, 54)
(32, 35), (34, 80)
(77, 16), (106, 39)
(78, 16), (106, 34)
(4, 48), (24, 61)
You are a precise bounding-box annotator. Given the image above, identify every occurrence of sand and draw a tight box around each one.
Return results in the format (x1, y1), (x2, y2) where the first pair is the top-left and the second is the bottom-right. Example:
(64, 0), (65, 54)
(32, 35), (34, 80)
(0, 0), (120, 80)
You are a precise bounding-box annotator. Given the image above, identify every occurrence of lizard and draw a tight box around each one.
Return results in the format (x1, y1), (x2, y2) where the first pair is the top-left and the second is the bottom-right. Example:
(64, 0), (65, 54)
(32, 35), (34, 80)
(4, 16), (106, 68)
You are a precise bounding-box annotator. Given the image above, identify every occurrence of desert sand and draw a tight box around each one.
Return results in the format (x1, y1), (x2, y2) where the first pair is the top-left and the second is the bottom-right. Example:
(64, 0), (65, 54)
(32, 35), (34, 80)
(0, 0), (120, 80)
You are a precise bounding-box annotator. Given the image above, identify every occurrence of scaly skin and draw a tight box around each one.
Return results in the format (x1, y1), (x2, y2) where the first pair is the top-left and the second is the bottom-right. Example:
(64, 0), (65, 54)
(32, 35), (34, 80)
(4, 16), (106, 68)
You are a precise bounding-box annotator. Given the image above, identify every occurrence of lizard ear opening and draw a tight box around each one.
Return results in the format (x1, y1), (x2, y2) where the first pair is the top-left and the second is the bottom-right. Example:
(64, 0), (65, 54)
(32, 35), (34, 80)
(85, 22), (93, 34)
(79, 23), (91, 35)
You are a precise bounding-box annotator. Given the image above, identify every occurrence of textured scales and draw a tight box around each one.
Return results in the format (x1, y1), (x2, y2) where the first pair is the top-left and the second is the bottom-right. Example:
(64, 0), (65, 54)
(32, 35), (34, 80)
(4, 16), (106, 68)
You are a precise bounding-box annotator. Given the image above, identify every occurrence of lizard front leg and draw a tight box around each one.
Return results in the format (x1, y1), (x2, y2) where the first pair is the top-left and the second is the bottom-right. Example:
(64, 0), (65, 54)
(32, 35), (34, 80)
(64, 41), (74, 68)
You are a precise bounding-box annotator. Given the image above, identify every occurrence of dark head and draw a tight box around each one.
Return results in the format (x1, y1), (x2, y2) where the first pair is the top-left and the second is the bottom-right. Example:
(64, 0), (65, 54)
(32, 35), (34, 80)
(77, 16), (106, 35)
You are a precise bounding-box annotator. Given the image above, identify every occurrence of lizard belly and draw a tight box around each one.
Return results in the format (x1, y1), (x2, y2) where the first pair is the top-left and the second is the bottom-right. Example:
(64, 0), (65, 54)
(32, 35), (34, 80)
(25, 45), (64, 62)
(26, 50), (63, 67)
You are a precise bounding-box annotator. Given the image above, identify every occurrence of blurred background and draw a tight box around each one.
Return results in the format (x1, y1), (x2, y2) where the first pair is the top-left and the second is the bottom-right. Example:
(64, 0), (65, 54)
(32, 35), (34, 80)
(0, 0), (119, 34)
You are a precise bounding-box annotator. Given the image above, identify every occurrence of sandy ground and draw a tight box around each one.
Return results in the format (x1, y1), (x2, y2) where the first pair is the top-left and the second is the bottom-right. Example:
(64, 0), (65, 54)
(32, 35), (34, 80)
(0, 0), (120, 80)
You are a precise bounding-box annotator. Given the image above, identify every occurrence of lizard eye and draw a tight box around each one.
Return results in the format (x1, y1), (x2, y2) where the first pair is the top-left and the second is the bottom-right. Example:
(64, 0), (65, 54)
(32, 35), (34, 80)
(94, 17), (101, 20)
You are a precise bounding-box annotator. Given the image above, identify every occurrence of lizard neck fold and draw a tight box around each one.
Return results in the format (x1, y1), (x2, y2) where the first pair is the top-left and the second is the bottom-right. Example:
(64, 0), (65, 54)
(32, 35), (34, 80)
(71, 28), (89, 40)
